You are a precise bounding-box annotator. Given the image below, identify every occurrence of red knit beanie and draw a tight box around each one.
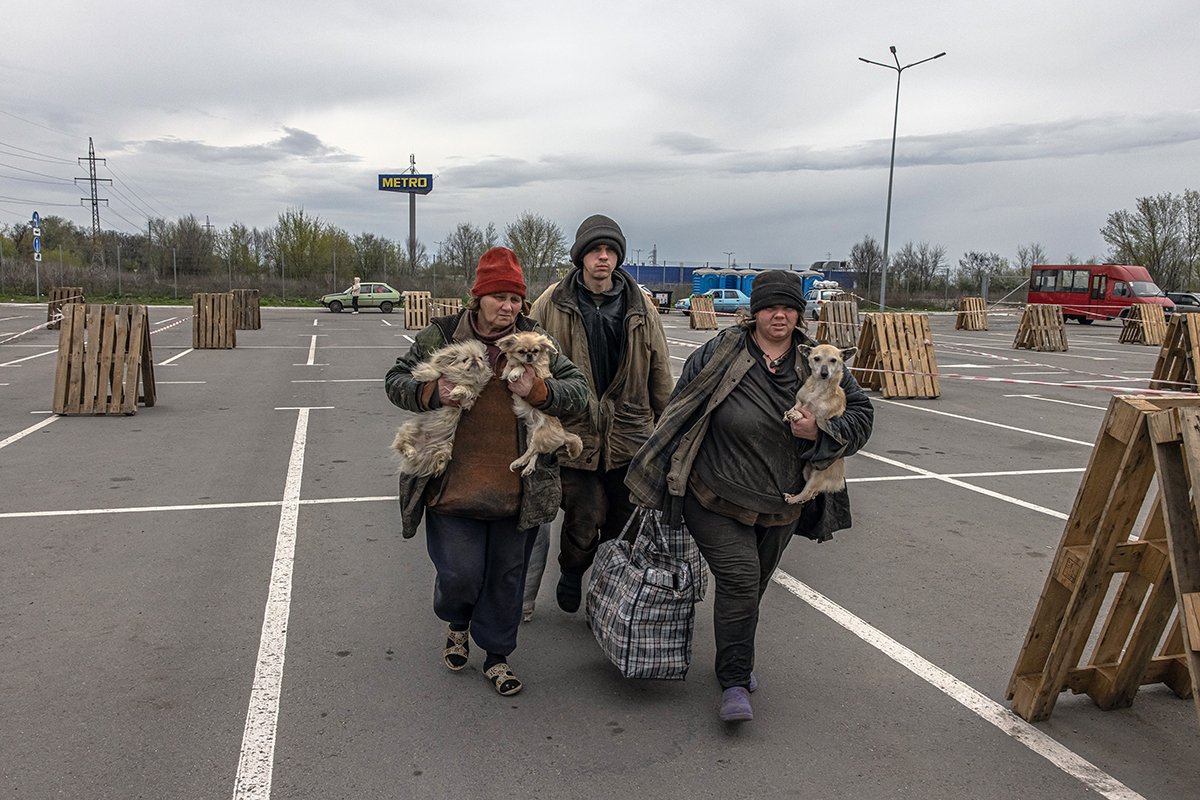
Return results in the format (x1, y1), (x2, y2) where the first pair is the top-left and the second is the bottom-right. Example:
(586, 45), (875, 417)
(471, 246), (527, 298)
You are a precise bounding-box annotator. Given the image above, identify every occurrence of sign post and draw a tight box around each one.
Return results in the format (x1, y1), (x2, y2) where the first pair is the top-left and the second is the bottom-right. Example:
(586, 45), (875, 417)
(378, 156), (434, 273)
(31, 211), (42, 299)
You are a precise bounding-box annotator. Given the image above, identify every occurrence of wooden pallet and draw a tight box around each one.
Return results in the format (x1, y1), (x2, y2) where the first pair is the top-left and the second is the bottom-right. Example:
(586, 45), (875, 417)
(192, 293), (236, 349)
(689, 295), (717, 330)
(1008, 396), (1199, 726)
(405, 291), (432, 329)
(850, 313), (940, 399)
(52, 304), (156, 415)
(1149, 314), (1200, 392)
(232, 289), (261, 330)
(1118, 303), (1168, 346)
(47, 286), (85, 330)
(816, 300), (859, 347)
(954, 297), (988, 331)
(1014, 304), (1068, 352)
(429, 297), (464, 317)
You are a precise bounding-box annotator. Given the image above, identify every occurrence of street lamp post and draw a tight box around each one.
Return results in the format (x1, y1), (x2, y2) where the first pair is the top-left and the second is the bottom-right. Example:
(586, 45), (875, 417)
(723, 251), (734, 268)
(859, 45), (945, 311)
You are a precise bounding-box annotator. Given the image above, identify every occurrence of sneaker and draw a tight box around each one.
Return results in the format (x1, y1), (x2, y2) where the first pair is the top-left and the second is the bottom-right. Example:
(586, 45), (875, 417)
(719, 686), (753, 722)
(556, 572), (582, 613)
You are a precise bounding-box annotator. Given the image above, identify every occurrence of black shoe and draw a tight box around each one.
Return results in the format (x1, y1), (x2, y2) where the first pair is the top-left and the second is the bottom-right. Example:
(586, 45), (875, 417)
(556, 572), (582, 613)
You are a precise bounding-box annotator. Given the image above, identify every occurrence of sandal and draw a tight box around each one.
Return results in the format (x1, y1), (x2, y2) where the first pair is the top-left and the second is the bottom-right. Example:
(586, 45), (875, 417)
(483, 662), (523, 696)
(443, 627), (469, 671)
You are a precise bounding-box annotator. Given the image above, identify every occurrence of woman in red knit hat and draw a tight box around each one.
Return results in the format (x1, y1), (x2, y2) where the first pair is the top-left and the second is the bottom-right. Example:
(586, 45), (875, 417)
(384, 247), (589, 696)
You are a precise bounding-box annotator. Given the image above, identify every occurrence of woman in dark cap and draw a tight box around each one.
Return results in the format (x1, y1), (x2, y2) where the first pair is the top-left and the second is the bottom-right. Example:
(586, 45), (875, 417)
(384, 246), (589, 696)
(625, 269), (873, 723)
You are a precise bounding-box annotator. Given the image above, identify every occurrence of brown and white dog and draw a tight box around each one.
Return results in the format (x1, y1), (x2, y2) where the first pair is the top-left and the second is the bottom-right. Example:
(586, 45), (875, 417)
(782, 343), (856, 505)
(391, 340), (493, 477)
(497, 331), (584, 476)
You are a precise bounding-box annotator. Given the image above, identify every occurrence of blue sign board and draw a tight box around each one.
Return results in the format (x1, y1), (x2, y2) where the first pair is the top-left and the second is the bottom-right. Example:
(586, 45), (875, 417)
(378, 173), (434, 195)
(32, 211), (40, 227)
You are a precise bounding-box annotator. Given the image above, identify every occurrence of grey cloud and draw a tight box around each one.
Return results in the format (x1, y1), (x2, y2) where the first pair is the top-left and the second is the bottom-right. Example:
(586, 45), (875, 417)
(653, 132), (727, 155)
(125, 127), (358, 165)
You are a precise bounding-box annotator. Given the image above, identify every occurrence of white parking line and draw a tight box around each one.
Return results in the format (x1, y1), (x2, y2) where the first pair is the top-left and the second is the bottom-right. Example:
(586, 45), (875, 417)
(0, 349), (56, 367)
(231, 407), (311, 800)
(877, 399), (1095, 447)
(158, 348), (193, 366)
(773, 571), (1146, 800)
(0, 416), (58, 450)
(1003, 394), (1107, 411)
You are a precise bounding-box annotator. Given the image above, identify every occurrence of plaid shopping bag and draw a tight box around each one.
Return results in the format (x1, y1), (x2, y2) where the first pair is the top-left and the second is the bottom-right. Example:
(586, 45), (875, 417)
(585, 508), (699, 679)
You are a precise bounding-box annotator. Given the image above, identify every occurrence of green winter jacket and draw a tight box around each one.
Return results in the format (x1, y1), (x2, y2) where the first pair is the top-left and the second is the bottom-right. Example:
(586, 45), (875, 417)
(384, 311), (590, 538)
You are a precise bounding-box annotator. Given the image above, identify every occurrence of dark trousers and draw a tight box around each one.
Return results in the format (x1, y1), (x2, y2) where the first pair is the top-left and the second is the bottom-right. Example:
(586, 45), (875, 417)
(351, 295), (359, 311)
(558, 464), (638, 575)
(683, 495), (796, 689)
(424, 510), (538, 657)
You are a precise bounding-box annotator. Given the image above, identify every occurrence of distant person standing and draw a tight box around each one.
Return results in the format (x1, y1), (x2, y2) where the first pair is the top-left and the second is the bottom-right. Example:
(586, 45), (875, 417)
(351, 276), (361, 314)
(526, 214), (674, 615)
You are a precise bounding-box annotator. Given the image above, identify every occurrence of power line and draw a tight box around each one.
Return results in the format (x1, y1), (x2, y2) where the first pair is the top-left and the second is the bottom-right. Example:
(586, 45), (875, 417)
(103, 162), (171, 219)
(0, 140), (75, 165)
(0, 161), (74, 182)
(0, 194), (78, 207)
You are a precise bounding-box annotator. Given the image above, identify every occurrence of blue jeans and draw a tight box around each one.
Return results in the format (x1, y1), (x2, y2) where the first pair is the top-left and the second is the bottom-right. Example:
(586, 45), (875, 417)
(425, 510), (538, 656)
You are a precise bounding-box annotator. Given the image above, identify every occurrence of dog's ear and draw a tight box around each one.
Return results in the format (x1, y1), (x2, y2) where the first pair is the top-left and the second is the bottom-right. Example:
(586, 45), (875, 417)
(840, 346), (857, 363)
(496, 334), (516, 351)
(797, 344), (813, 359)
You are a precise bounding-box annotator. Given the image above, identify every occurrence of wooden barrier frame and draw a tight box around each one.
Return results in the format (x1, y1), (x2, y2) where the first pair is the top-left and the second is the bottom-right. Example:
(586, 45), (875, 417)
(1118, 303), (1167, 346)
(850, 312), (940, 399)
(53, 304), (156, 415)
(232, 289), (262, 330)
(1014, 303), (1069, 352)
(688, 295), (717, 330)
(47, 286), (85, 330)
(954, 297), (988, 331)
(1008, 396), (1199, 726)
(429, 297), (464, 318)
(1150, 313), (1200, 392)
(405, 291), (432, 330)
(815, 300), (859, 348)
(192, 292), (236, 349)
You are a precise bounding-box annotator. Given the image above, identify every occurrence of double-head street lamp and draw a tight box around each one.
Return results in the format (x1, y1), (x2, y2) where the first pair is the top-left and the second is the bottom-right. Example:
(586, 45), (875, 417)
(723, 251), (735, 268)
(859, 46), (945, 311)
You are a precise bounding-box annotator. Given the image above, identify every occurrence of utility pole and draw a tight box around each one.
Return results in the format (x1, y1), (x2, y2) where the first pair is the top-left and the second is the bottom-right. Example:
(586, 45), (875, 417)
(75, 137), (111, 268)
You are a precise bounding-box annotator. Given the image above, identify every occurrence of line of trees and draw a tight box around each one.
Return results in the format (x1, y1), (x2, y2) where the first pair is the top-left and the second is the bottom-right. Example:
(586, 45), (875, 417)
(0, 208), (570, 299)
(4, 187), (1199, 302)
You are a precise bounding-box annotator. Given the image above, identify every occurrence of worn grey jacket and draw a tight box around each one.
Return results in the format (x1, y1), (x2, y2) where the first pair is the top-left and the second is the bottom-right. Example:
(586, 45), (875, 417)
(625, 323), (874, 542)
(384, 311), (590, 538)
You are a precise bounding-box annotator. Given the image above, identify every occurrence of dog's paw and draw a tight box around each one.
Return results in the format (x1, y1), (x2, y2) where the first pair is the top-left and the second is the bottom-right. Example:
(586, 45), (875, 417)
(503, 367), (523, 383)
(783, 408), (801, 423)
(563, 434), (583, 459)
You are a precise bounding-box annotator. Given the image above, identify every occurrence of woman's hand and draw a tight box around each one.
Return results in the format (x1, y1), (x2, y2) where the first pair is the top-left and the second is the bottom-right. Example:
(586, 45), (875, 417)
(507, 364), (535, 398)
(437, 377), (462, 407)
(787, 405), (819, 441)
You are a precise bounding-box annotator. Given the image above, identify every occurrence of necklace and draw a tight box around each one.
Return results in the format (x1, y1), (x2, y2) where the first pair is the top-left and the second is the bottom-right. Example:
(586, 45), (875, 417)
(752, 332), (791, 371)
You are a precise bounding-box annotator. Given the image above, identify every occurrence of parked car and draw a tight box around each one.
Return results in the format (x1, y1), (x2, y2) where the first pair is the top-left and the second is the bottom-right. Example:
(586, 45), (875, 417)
(674, 288), (751, 316)
(1166, 292), (1200, 315)
(318, 281), (401, 313)
(804, 286), (848, 320)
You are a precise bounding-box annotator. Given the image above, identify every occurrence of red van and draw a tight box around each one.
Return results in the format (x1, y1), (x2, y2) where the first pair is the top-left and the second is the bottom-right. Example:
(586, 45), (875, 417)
(1027, 264), (1174, 323)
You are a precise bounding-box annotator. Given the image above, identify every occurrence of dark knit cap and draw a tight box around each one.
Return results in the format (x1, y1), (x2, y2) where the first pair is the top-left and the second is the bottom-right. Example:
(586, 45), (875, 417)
(750, 270), (806, 314)
(472, 246), (527, 298)
(570, 214), (626, 268)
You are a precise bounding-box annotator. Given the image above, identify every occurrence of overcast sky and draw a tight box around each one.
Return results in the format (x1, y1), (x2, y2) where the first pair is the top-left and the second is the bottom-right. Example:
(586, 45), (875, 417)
(3, 1), (1198, 271)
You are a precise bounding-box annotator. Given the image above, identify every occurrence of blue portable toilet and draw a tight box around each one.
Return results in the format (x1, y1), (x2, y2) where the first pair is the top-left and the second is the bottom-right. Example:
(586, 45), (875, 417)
(692, 268), (719, 294)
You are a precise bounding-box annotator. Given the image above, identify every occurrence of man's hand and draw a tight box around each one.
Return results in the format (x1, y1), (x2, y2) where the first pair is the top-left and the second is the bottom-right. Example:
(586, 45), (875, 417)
(787, 405), (819, 441)
(507, 364), (535, 398)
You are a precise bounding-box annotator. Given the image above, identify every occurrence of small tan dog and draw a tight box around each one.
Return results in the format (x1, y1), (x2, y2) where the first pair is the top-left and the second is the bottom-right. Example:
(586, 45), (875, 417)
(783, 343), (856, 505)
(497, 331), (584, 476)
(391, 340), (493, 477)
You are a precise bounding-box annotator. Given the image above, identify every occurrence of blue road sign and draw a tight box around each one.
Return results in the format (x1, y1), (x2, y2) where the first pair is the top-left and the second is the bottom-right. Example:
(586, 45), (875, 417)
(32, 210), (40, 227)
(33, 237), (41, 254)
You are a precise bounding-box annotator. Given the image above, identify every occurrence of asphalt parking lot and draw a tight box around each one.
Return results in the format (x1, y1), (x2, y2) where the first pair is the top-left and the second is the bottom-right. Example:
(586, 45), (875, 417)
(1, 302), (1196, 800)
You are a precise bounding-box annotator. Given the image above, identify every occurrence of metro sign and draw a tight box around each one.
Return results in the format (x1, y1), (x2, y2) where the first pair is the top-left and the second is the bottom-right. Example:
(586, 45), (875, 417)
(378, 173), (433, 194)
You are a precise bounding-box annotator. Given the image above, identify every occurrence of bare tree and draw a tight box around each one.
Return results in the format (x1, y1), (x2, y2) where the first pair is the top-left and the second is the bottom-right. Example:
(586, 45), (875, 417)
(1100, 191), (1190, 289)
(504, 211), (567, 285)
(437, 222), (496, 287)
(958, 251), (1007, 289)
(850, 235), (883, 298)
(891, 241), (946, 289)
(1015, 242), (1047, 271)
